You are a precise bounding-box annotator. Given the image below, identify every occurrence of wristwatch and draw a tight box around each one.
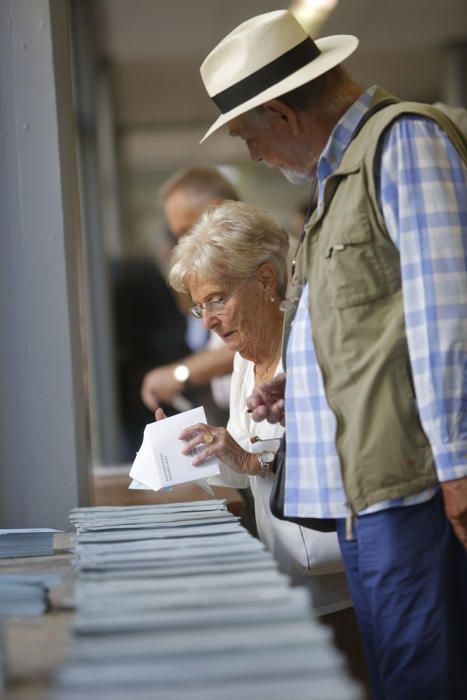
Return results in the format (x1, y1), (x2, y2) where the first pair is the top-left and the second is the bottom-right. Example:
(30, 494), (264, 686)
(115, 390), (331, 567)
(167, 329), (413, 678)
(257, 450), (276, 479)
(173, 364), (190, 387)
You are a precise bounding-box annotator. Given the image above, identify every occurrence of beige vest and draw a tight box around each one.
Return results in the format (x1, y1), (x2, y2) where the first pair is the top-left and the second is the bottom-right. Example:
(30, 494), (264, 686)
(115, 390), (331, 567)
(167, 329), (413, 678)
(284, 88), (467, 513)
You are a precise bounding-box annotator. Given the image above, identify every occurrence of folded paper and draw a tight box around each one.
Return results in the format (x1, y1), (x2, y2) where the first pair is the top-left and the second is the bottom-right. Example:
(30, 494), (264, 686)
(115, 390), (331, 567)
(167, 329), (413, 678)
(129, 407), (220, 492)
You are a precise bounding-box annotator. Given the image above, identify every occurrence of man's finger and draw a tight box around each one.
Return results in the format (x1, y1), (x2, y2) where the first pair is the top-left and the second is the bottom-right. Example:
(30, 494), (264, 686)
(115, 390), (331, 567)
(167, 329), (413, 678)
(267, 404), (284, 424)
(453, 524), (467, 549)
(142, 386), (159, 411)
(450, 519), (467, 549)
(246, 394), (262, 410)
(250, 405), (269, 422)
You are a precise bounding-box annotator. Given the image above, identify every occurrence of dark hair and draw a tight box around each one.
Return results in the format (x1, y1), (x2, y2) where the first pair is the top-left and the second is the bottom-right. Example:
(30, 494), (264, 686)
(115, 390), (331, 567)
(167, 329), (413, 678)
(161, 167), (239, 205)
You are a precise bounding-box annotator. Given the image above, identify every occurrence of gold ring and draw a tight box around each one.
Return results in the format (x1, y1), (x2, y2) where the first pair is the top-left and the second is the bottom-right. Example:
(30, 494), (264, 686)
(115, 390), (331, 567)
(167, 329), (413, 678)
(202, 432), (214, 444)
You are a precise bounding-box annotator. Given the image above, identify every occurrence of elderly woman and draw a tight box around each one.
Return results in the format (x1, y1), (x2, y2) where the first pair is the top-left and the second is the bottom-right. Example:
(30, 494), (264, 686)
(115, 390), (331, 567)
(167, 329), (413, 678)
(164, 201), (368, 686)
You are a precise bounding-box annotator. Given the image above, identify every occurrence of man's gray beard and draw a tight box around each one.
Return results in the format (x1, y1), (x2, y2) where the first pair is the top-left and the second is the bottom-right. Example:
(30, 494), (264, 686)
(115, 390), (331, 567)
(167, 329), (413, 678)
(280, 169), (313, 185)
(262, 161), (313, 185)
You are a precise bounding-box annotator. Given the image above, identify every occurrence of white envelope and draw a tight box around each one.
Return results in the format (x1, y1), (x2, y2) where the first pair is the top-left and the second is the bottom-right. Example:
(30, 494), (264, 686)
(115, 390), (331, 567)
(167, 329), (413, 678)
(129, 407), (220, 492)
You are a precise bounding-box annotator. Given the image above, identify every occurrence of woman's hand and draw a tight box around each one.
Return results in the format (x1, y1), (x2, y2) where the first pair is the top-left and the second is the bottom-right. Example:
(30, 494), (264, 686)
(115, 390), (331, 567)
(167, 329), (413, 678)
(178, 423), (259, 476)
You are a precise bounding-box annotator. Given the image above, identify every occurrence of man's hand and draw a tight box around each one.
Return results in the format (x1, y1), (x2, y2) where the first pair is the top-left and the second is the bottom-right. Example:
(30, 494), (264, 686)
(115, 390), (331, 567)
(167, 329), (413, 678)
(441, 476), (467, 549)
(141, 366), (181, 411)
(141, 347), (234, 411)
(246, 372), (286, 425)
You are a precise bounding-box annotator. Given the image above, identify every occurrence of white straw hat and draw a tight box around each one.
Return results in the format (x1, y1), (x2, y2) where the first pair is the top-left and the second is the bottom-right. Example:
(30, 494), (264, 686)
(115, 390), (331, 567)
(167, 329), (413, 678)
(200, 9), (358, 142)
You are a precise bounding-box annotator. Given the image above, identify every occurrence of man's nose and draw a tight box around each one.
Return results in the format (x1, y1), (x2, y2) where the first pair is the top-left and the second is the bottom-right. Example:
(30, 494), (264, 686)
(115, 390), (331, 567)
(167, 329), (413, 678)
(247, 142), (262, 162)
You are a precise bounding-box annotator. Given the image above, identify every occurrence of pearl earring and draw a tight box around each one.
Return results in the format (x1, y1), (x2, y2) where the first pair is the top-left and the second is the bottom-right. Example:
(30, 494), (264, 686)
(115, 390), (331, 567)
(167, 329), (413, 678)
(270, 296), (275, 302)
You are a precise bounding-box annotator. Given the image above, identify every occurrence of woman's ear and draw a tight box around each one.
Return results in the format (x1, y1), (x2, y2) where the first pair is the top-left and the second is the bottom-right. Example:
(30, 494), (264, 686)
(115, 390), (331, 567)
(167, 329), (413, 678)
(256, 262), (277, 295)
(263, 99), (299, 134)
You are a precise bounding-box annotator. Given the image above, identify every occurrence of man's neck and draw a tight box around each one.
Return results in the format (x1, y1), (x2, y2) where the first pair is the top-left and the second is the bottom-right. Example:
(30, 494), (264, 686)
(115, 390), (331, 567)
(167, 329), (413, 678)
(301, 84), (365, 175)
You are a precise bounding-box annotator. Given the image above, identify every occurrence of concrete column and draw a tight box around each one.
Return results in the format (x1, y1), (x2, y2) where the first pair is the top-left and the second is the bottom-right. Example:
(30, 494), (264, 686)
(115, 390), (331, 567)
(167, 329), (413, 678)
(71, 0), (122, 464)
(0, 0), (90, 528)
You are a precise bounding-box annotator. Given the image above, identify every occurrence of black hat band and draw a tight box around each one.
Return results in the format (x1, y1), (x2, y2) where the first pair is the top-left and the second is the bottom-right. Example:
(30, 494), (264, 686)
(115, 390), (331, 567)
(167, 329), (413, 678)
(211, 37), (321, 114)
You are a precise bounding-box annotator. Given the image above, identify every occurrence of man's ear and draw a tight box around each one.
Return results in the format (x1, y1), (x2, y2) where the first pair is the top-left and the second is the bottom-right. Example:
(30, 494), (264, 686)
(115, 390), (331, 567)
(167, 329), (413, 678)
(263, 99), (299, 134)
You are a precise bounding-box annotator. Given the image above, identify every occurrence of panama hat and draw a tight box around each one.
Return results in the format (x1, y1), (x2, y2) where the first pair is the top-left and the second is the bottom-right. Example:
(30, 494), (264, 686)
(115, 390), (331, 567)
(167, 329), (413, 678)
(200, 9), (358, 142)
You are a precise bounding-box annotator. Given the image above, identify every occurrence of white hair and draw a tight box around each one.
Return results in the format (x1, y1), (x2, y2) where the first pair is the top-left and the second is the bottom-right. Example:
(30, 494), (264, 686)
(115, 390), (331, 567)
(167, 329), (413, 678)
(169, 201), (289, 297)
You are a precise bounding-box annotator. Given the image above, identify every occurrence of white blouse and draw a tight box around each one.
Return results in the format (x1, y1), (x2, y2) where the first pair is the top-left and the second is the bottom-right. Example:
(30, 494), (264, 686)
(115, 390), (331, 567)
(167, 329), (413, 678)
(210, 352), (352, 617)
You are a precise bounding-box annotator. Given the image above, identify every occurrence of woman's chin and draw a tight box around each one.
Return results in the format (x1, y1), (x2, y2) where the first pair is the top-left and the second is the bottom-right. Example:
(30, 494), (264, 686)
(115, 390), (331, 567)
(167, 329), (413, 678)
(223, 336), (239, 351)
(222, 332), (245, 354)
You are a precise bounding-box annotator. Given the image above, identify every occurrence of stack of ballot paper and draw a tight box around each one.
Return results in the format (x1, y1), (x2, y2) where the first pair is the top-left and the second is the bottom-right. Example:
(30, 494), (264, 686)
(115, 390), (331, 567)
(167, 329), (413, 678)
(51, 501), (362, 700)
(128, 407), (220, 492)
(0, 529), (59, 558)
(0, 574), (62, 616)
(0, 619), (4, 693)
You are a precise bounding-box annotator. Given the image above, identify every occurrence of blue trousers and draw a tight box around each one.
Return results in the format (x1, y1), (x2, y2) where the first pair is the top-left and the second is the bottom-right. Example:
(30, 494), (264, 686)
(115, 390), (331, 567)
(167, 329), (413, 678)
(336, 492), (467, 700)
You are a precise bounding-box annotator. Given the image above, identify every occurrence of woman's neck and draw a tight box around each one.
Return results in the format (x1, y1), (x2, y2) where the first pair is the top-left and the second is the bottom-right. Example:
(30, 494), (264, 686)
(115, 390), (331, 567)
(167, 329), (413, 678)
(253, 349), (281, 383)
(249, 302), (283, 381)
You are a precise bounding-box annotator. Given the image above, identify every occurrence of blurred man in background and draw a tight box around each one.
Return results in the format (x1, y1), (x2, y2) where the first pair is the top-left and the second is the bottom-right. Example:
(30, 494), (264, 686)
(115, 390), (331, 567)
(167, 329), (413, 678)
(141, 167), (238, 418)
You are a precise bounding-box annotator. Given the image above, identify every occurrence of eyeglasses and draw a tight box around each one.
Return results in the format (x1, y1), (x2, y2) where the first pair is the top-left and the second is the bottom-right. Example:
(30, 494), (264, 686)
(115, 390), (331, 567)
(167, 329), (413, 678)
(190, 274), (254, 319)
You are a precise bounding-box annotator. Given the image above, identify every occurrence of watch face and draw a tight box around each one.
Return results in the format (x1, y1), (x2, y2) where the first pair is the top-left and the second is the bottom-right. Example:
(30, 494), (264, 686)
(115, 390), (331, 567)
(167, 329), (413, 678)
(260, 451), (275, 464)
(174, 364), (190, 382)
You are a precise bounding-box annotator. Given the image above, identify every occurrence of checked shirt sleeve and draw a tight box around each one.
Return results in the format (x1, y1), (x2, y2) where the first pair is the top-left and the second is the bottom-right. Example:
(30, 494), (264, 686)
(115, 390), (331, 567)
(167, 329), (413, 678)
(377, 116), (467, 482)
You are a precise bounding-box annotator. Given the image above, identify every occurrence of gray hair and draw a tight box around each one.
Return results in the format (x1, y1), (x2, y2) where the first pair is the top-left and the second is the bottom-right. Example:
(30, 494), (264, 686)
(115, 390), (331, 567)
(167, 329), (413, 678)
(246, 65), (361, 126)
(169, 201), (290, 297)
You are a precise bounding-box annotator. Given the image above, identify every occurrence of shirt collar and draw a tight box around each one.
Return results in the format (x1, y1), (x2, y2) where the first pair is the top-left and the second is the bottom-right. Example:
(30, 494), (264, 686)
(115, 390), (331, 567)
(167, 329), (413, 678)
(317, 86), (378, 187)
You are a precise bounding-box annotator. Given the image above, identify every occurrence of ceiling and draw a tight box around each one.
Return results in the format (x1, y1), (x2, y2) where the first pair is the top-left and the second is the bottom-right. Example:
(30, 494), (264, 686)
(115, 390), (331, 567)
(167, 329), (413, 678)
(91, 0), (467, 132)
(82, 1), (466, 255)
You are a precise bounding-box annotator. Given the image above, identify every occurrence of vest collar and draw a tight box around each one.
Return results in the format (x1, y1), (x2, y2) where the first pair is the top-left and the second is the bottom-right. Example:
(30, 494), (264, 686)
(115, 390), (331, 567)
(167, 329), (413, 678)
(310, 86), (400, 227)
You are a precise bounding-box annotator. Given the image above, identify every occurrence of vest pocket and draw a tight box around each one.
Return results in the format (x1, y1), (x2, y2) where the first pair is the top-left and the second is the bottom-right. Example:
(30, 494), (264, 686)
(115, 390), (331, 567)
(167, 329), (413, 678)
(322, 215), (398, 309)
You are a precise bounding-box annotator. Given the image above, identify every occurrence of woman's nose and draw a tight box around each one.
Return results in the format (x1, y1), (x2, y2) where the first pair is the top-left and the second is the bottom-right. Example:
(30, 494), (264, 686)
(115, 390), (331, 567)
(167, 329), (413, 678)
(202, 309), (220, 330)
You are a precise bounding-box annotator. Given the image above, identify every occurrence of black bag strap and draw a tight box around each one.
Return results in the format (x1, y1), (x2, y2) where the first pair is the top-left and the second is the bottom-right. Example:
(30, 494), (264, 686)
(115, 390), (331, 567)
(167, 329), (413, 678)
(270, 435), (336, 532)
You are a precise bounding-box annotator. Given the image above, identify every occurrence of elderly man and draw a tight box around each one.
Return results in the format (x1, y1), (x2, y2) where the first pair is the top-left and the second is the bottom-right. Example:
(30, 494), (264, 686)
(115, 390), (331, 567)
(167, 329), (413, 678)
(200, 9), (467, 700)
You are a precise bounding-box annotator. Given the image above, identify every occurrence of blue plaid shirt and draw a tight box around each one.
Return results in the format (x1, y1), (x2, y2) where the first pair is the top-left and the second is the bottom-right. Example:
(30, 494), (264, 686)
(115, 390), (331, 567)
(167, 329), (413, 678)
(284, 87), (467, 519)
